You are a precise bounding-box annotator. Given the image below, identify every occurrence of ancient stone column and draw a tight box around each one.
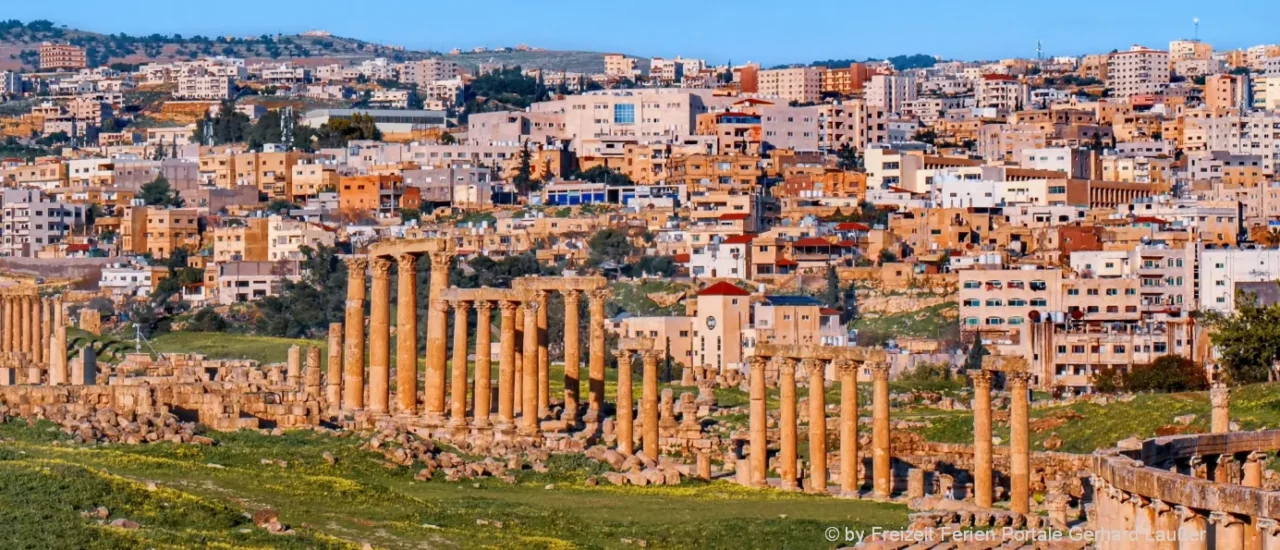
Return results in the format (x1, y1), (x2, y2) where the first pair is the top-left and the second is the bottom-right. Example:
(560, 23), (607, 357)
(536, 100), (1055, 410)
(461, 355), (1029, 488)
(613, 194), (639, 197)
(4, 296), (14, 353)
(806, 358), (828, 495)
(641, 349), (661, 458)
(839, 360), (859, 497)
(424, 298), (449, 421)
(749, 355), (768, 488)
(473, 301), (493, 428)
(520, 301), (539, 436)
(1257, 519), (1280, 550)
(1009, 371), (1032, 515)
(513, 303), (524, 416)
(586, 288), (609, 423)
(497, 301), (518, 429)
(37, 297), (50, 368)
(326, 322), (343, 407)
(342, 256), (368, 411)
(19, 295), (30, 360)
(1152, 499), (1179, 550)
(26, 296), (40, 384)
(972, 369), (994, 508)
(562, 290), (581, 424)
(1244, 452), (1265, 488)
(425, 252), (452, 421)
(779, 357), (799, 491)
(616, 349), (634, 454)
(536, 290), (550, 417)
(0, 297), (8, 353)
(286, 344), (302, 386)
(871, 362), (892, 498)
(51, 323), (68, 385)
(449, 300), (470, 427)
(305, 346), (322, 398)
(1177, 506), (1209, 550)
(368, 257), (393, 414)
(395, 253), (419, 415)
(1212, 512), (1247, 550)
(1211, 383), (1231, 434)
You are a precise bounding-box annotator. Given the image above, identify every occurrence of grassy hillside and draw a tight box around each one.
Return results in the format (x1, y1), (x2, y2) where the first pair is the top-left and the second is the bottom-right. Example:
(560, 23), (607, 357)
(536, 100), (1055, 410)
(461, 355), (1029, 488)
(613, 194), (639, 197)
(917, 383), (1280, 454)
(0, 420), (907, 548)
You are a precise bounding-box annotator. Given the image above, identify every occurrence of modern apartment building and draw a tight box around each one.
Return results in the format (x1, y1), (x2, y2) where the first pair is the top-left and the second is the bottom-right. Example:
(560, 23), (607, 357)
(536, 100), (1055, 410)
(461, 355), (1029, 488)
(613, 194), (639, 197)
(757, 67), (821, 104)
(38, 42), (87, 71)
(975, 74), (1028, 112)
(1106, 46), (1170, 98)
(120, 206), (202, 259)
(865, 74), (917, 114)
(0, 189), (85, 257)
(176, 74), (233, 100)
(603, 54), (638, 77)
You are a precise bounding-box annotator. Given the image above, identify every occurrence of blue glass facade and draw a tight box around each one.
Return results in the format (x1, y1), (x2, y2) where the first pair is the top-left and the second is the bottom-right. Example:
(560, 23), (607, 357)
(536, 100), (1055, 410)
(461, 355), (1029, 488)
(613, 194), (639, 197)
(613, 103), (635, 125)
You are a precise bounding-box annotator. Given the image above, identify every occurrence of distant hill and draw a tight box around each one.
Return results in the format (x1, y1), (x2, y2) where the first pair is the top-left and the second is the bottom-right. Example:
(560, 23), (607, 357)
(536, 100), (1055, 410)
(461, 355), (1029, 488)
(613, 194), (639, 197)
(0, 19), (624, 73)
(807, 54), (941, 71)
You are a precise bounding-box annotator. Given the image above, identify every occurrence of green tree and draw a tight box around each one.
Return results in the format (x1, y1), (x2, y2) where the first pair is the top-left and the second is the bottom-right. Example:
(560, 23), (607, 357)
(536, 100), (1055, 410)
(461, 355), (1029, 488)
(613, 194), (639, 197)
(188, 307), (228, 332)
(1126, 355), (1209, 393)
(511, 140), (537, 195)
(823, 265), (841, 308)
(835, 142), (862, 171)
(963, 338), (988, 371)
(575, 165), (633, 186)
(139, 175), (184, 207)
(587, 228), (634, 278)
(265, 198), (296, 215)
(253, 244), (348, 338)
(439, 132), (457, 145)
(1207, 290), (1280, 384)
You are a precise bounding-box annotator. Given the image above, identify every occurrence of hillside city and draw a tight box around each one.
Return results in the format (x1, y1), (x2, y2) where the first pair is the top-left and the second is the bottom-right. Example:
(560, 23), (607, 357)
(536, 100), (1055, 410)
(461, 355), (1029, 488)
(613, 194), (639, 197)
(3, 15), (1280, 550)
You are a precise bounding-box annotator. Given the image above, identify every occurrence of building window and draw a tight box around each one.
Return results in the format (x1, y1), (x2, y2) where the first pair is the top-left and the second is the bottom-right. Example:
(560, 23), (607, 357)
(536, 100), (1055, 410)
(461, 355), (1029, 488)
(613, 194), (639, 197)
(613, 103), (636, 125)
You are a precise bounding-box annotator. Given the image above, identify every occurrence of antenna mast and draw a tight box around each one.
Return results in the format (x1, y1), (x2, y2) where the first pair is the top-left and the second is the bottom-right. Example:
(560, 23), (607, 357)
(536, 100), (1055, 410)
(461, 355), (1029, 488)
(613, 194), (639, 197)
(1193, 17), (1200, 41)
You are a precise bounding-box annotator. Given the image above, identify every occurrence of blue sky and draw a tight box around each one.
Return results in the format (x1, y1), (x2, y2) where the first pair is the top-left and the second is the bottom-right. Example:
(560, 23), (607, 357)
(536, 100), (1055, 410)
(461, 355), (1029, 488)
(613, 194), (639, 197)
(7, 0), (1278, 65)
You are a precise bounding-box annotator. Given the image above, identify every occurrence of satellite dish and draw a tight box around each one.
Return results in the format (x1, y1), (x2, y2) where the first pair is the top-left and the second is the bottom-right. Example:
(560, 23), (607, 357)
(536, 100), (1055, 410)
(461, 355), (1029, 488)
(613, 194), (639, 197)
(1028, 310), (1042, 322)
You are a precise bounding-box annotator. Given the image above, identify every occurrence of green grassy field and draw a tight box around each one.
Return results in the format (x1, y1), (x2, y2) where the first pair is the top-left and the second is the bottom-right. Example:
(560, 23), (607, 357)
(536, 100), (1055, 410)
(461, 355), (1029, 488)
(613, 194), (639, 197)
(850, 302), (958, 342)
(0, 420), (907, 549)
(917, 383), (1280, 453)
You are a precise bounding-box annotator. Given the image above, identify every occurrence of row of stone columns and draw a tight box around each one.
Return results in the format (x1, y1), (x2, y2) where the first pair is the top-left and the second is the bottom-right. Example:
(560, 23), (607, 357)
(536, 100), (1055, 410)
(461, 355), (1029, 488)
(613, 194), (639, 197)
(337, 255), (616, 436)
(0, 293), (67, 386)
(1092, 477), (1277, 550)
(748, 355), (890, 497)
(971, 361), (1032, 514)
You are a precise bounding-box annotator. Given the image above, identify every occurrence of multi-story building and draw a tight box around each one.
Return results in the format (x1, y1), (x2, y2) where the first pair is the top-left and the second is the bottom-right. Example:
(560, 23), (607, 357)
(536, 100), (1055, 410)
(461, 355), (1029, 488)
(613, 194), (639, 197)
(757, 67), (821, 104)
(1169, 39), (1213, 62)
(0, 189), (85, 257)
(603, 54), (638, 77)
(215, 261), (301, 305)
(548, 89), (704, 148)
(38, 42), (87, 71)
(1199, 248), (1280, 314)
(689, 281), (753, 375)
(1106, 46), (1170, 98)
(753, 295), (846, 346)
(975, 74), (1028, 112)
(396, 58), (459, 87)
(267, 215), (335, 261)
(120, 206), (202, 259)
(1205, 74), (1250, 113)
(176, 74), (233, 100)
(864, 74), (917, 114)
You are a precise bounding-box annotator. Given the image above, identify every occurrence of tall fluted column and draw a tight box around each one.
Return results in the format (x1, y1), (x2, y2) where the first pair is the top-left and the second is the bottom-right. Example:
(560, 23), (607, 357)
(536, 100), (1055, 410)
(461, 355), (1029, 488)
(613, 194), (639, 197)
(5, 297), (15, 352)
(616, 349), (634, 454)
(48, 298), (67, 385)
(424, 251), (452, 421)
(395, 253), (419, 415)
(1009, 371), (1031, 514)
(326, 322), (343, 407)
(749, 355), (768, 488)
(536, 290), (549, 417)
(1176, 506), (1209, 550)
(0, 297), (8, 353)
(342, 256), (368, 411)
(37, 298), (49, 368)
(1212, 512), (1246, 550)
(520, 301), (539, 436)
(1152, 500), (1178, 550)
(26, 296), (40, 384)
(806, 358), (828, 494)
(641, 349), (660, 458)
(871, 362), (892, 498)
(449, 300), (470, 427)
(19, 295), (30, 360)
(474, 301), (493, 428)
(562, 290), (582, 424)
(839, 360), (859, 497)
(1257, 519), (1280, 550)
(425, 299), (449, 421)
(972, 370), (994, 507)
(368, 257), (392, 414)
(513, 304), (524, 415)
(497, 301), (518, 429)
(286, 344), (302, 386)
(779, 357), (799, 491)
(305, 346), (322, 399)
(586, 289), (609, 423)
(1211, 383), (1231, 434)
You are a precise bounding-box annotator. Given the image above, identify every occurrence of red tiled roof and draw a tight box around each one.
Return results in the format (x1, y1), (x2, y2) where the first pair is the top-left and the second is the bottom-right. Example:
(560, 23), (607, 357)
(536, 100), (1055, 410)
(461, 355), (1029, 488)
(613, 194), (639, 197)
(793, 237), (833, 247)
(698, 281), (751, 296)
(836, 240), (856, 247)
(819, 307), (841, 315)
(1132, 216), (1169, 225)
(734, 98), (774, 105)
(719, 213), (750, 221)
(66, 244), (91, 252)
(722, 234), (755, 244)
(835, 222), (871, 231)
(982, 74), (1017, 81)
(673, 253), (691, 263)
(776, 258), (799, 266)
